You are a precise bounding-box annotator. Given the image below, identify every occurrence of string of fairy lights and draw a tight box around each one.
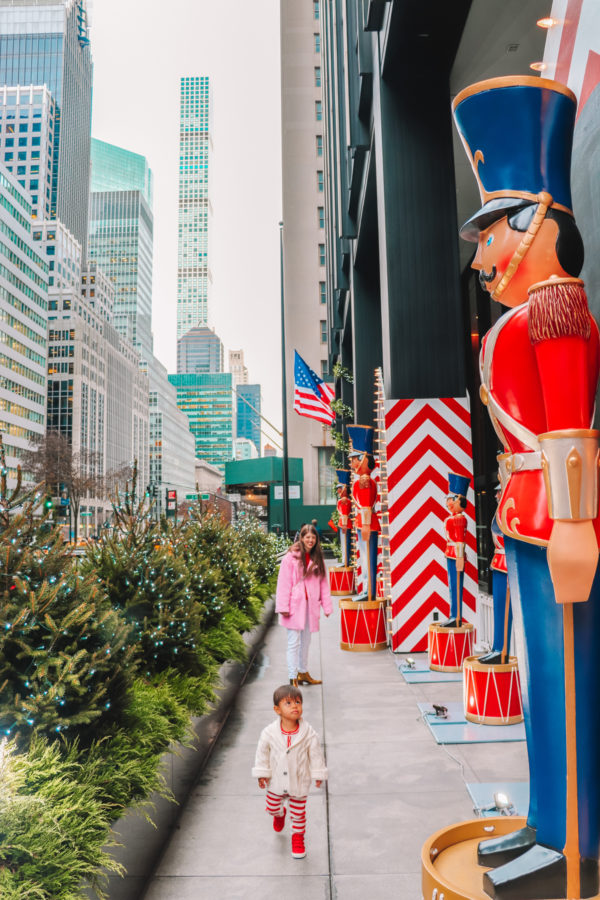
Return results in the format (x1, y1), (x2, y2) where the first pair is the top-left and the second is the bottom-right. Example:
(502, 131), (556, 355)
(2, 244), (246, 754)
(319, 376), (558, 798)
(374, 367), (393, 643)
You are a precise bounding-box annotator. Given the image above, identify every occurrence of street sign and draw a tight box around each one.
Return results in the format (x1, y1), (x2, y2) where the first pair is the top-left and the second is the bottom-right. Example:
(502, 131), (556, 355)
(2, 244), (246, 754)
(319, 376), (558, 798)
(185, 493), (197, 500)
(200, 493), (210, 500)
(274, 485), (300, 500)
(81, 512), (92, 517)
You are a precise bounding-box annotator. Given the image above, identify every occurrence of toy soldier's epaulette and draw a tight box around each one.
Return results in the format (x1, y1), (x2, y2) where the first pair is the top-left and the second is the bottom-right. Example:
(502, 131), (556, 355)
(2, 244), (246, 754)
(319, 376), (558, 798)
(528, 275), (590, 344)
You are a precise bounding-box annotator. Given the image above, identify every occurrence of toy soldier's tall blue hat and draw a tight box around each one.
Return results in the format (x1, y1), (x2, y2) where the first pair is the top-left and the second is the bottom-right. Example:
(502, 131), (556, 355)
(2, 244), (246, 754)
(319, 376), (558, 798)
(336, 469), (351, 486)
(452, 76), (577, 241)
(448, 472), (470, 498)
(347, 424), (374, 457)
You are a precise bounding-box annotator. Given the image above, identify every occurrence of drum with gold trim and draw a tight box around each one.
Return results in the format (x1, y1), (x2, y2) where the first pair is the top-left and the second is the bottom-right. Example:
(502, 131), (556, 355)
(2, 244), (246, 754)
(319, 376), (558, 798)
(339, 598), (387, 651)
(329, 566), (355, 596)
(463, 655), (523, 725)
(428, 622), (474, 672)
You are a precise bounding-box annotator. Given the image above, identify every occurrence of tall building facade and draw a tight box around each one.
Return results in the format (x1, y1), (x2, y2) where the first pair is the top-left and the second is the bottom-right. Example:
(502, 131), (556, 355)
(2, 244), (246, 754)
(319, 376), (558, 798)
(236, 383), (261, 454)
(44, 221), (150, 533)
(0, 85), (56, 222)
(88, 189), (154, 356)
(229, 349), (248, 388)
(177, 325), (223, 374)
(280, 0), (334, 505)
(141, 357), (196, 515)
(168, 372), (233, 473)
(0, 0), (93, 254)
(0, 165), (48, 485)
(177, 75), (211, 339)
(91, 137), (153, 206)
(90, 139), (196, 501)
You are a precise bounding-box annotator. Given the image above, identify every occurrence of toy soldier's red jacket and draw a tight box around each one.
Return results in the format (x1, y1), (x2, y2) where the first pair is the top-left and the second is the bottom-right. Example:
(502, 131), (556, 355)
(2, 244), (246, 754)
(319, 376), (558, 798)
(444, 514), (467, 559)
(336, 495), (352, 528)
(490, 519), (507, 573)
(480, 295), (600, 546)
(352, 476), (380, 532)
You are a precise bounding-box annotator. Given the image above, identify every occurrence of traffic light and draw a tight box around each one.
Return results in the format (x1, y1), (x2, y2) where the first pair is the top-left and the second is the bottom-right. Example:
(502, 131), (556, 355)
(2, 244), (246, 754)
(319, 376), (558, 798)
(165, 489), (177, 518)
(43, 496), (53, 511)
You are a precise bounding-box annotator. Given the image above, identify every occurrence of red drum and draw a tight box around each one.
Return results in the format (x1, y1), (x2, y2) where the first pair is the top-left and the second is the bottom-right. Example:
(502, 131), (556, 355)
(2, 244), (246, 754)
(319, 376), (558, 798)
(329, 566), (355, 596)
(463, 656), (523, 725)
(428, 623), (474, 672)
(339, 598), (387, 652)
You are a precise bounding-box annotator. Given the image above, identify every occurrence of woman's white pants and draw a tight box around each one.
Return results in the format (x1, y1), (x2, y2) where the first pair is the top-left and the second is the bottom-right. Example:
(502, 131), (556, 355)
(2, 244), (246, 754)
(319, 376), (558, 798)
(287, 619), (311, 679)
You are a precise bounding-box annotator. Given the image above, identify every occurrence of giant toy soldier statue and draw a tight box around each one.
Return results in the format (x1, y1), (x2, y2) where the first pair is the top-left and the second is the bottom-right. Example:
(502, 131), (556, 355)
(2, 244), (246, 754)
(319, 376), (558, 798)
(335, 469), (352, 568)
(440, 472), (470, 627)
(453, 76), (600, 899)
(347, 425), (379, 601)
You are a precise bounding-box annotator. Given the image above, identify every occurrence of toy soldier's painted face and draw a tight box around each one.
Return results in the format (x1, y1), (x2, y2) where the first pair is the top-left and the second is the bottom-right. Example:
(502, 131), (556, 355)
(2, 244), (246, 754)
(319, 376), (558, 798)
(447, 495), (463, 516)
(471, 213), (568, 308)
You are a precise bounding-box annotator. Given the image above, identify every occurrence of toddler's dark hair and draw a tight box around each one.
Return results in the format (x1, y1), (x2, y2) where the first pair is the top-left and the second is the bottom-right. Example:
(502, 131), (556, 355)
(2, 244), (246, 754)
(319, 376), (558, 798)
(273, 684), (303, 705)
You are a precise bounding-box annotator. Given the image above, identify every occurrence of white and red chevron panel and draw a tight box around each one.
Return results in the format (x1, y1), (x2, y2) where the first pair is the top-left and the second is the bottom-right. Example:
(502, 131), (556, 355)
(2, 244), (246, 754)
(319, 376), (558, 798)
(384, 397), (477, 651)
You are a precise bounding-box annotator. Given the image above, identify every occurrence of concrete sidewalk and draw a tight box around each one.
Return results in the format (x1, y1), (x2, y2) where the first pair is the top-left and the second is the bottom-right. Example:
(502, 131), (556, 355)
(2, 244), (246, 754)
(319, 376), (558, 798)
(141, 598), (528, 899)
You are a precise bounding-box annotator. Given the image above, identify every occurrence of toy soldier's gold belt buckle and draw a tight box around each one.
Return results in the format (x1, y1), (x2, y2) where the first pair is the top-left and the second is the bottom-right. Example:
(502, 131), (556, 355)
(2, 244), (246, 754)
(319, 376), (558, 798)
(504, 450), (542, 474)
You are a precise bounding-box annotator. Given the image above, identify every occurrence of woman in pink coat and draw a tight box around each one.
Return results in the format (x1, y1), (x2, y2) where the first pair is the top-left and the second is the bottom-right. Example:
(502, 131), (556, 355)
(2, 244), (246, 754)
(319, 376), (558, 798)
(276, 523), (332, 686)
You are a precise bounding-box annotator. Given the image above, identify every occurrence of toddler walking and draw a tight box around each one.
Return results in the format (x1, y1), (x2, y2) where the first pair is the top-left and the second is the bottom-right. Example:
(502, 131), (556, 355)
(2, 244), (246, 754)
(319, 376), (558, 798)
(252, 684), (327, 858)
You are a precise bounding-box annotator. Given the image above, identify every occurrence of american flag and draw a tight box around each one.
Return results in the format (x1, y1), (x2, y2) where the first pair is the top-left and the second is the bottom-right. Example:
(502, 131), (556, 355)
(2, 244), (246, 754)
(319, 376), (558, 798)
(293, 351), (335, 425)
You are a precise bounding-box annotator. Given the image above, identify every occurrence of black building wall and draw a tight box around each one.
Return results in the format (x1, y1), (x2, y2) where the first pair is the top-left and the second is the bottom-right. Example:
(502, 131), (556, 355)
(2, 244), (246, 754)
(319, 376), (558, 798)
(321, 0), (472, 424)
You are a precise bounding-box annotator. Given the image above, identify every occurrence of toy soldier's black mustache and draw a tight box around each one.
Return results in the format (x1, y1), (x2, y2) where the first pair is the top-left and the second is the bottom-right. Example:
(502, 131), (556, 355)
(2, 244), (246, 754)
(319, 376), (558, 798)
(479, 266), (497, 287)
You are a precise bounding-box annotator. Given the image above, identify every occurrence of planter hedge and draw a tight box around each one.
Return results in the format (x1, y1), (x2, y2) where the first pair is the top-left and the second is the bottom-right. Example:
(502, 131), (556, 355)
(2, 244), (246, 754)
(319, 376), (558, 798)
(0, 497), (283, 900)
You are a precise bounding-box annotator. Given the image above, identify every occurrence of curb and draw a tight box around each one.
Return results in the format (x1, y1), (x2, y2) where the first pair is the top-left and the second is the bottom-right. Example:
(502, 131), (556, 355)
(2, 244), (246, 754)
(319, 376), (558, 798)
(85, 596), (275, 900)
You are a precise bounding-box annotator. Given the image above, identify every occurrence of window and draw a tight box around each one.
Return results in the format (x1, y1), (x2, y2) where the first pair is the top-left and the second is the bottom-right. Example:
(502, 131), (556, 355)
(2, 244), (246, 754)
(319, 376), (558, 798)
(319, 243), (325, 266)
(319, 281), (326, 304)
(318, 446), (336, 504)
(316, 135), (323, 157)
(18, 137), (27, 147)
(18, 124), (28, 133)
(4, 152), (13, 161)
(314, 33), (321, 54)
(320, 320), (327, 343)
(313, 0), (320, 19)
(315, 101), (322, 121)
(318, 206), (325, 228)
(321, 360), (329, 379)
(315, 66), (321, 88)
(5, 138), (13, 147)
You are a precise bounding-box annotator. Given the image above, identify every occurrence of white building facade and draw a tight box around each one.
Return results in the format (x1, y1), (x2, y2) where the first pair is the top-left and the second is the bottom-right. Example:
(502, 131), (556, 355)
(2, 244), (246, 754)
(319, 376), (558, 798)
(0, 165), (48, 485)
(280, 0), (335, 505)
(177, 75), (212, 339)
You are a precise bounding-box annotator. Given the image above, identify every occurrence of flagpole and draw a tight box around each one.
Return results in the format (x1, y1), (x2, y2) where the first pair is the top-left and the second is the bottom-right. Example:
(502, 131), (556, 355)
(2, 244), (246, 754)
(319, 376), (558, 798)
(279, 221), (290, 538)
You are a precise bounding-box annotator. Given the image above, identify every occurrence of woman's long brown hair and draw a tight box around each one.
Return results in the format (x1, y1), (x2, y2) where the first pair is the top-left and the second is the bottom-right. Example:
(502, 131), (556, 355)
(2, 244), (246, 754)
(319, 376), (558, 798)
(292, 523), (326, 579)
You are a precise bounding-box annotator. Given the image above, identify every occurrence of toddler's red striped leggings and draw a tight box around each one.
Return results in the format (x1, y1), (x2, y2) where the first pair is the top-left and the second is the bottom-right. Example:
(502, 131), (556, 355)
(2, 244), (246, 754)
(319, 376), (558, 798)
(266, 791), (307, 833)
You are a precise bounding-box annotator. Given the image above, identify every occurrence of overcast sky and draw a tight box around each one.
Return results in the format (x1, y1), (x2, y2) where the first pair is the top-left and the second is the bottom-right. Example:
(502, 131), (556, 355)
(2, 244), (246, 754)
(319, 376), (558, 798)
(90, 0), (283, 448)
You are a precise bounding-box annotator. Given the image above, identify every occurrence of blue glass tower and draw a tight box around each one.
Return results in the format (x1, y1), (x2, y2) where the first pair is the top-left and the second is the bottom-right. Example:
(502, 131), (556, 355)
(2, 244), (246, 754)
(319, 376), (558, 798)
(0, 0), (93, 255)
(237, 384), (261, 451)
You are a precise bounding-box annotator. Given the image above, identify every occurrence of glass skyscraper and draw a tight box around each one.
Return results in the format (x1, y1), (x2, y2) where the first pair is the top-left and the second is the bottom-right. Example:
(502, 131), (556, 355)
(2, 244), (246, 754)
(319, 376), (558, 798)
(88, 190), (154, 357)
(236, 383), (261, 452)
(177, 326), (223, 374)
(0, 0), (93, 255)
(91, 138), (153, 207)
(168, 373), (233, 473)
(177, 75), (211, 339)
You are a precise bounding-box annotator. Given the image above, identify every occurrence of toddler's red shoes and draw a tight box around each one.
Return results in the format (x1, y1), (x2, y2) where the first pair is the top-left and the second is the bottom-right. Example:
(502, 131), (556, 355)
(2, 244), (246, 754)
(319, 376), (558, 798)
(291, 832), (306, 858)
(273, 808), (286, 832)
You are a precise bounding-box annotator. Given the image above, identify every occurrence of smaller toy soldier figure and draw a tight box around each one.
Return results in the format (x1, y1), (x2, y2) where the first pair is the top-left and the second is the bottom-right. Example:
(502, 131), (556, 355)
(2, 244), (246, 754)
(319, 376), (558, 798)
(440, 472), (470, 628)
(347, 425), (379, 601)
(479, 483), (513, 665)
(335, 469), (352, 568)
